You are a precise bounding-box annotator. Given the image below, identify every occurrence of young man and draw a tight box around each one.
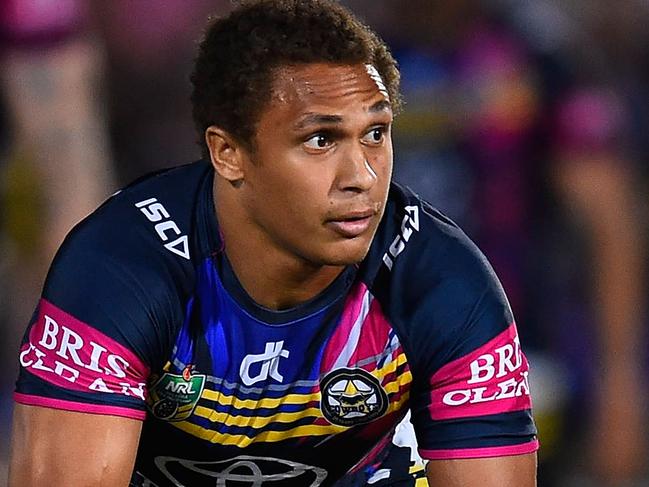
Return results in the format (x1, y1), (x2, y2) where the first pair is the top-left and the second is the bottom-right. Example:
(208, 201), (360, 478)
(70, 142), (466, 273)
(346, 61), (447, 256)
(9, 1), (538, 485)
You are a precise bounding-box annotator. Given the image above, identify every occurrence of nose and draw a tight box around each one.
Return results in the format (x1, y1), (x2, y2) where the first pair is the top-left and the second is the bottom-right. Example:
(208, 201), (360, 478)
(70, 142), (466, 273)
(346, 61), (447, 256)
(336, 145), (377, 193)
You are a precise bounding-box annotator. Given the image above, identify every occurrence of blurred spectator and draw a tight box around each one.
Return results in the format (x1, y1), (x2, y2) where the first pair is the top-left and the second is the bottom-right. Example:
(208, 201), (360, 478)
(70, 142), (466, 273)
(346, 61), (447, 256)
(93, 0), (227, 183)
(1, 0), (115, 263)
(0, 1), (115, 481)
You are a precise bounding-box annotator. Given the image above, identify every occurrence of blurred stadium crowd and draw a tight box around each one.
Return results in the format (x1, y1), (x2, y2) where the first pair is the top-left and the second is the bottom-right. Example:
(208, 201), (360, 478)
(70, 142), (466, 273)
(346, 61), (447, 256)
(1, 1), (648, 485)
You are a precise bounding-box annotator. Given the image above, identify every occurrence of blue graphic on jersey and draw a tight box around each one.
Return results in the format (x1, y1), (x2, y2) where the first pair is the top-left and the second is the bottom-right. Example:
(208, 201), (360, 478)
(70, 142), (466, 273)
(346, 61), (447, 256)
(171, 257), (344, 387)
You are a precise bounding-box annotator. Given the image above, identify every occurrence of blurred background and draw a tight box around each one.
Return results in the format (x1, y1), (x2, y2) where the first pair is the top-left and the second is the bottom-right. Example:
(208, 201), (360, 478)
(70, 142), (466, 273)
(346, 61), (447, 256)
(1, 1), (648, 485)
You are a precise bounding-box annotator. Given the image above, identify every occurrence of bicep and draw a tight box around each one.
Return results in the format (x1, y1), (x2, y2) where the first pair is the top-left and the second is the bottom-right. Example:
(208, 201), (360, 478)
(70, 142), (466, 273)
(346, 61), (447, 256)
(9, 403), (143, 487)
(426, 453), (537, 487)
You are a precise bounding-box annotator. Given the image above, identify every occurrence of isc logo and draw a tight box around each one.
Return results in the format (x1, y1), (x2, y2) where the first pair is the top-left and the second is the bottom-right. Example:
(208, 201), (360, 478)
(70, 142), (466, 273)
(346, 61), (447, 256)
(135, 198), (190, 260)
(382, 205), (419, 270)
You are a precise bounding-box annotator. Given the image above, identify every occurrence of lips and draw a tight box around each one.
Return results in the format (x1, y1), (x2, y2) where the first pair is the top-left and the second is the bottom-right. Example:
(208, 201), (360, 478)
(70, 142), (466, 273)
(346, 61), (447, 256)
(326, 209), (377, 238)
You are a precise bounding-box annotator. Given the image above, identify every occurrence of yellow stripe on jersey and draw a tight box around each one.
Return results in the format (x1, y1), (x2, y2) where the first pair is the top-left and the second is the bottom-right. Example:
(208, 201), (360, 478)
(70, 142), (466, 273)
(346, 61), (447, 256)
(410, 464), (429, 486)
(194, 374), (411, 429)
(409, 464), (426, 476)
(371, 352), (408, 381)
(198, 353), (411, 412)
(173, 391), (410, 447)
(193, 406), (324, 429)
(201, 388), (321, 410)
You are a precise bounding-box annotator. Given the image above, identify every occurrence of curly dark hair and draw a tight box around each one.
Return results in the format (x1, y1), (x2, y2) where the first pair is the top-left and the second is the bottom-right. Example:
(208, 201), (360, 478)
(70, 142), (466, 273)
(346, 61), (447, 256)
(191, 0), (401, 155)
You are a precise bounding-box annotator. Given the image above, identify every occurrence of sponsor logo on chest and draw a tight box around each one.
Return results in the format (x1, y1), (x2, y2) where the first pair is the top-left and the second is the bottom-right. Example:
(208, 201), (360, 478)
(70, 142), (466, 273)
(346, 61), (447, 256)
(146, 455), (327, 487)
(239, 341), (290, 386)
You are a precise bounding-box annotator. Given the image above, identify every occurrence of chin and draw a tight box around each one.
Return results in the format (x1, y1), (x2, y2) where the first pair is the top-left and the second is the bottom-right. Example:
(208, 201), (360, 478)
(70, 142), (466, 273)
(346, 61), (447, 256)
(319, 239), (372, 266)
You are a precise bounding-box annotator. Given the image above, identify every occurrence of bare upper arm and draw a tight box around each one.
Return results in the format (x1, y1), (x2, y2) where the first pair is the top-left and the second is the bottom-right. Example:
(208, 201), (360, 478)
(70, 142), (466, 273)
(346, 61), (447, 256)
(9, 403), (143, 487)
(426, 453), (537, 487)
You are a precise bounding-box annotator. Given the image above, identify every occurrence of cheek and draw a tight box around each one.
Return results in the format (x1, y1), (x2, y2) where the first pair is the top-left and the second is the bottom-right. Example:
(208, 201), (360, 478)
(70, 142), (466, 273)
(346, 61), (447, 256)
(278, 157), (336, 204)
(370, 151), (393, 186)
(384, 142), (394, 173)
(250, 165), (329, 227)
(379, 155), (393, 179)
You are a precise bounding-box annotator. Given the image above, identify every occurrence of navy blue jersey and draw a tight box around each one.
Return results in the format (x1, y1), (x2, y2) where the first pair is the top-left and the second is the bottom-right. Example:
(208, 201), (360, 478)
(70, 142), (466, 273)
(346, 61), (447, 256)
(15, 160), (537, 486)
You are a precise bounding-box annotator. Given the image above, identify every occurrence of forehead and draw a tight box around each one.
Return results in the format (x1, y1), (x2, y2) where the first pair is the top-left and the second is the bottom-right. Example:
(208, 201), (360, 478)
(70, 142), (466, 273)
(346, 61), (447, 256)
(266, 63), (391, 120)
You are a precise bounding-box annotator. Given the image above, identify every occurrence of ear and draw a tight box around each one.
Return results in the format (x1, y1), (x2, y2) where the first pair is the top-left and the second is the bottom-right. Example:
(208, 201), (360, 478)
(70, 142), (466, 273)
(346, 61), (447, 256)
(205, 126), (245, 183)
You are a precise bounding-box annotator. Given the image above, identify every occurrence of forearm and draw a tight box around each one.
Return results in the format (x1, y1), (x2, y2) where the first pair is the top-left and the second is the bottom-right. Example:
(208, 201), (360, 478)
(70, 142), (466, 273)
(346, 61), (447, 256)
(426, 453), (537, 487)
(9, 404), (142, 487)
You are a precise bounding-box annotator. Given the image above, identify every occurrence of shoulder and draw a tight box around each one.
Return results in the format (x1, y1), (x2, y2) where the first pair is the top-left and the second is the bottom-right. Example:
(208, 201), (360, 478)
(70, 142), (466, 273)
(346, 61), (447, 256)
(42, 161), (212, 363)
(364, 181), (504, 298)
(49, 160), (211, 284)
(362, 188), (536, 457)
(361, 182), (513, 371)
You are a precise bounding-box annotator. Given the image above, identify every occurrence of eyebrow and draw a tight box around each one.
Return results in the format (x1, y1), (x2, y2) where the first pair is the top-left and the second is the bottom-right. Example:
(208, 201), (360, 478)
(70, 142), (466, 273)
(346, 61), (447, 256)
(293, 114), (343, 131)
(293, 100), (393, 131)
(369, 99), (392, 113)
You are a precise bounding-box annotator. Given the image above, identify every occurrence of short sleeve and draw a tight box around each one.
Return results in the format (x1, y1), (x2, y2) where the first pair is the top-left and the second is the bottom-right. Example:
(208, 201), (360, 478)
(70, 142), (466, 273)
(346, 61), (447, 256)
(383, 203), (538, 460)
(15, 225), (177, 420)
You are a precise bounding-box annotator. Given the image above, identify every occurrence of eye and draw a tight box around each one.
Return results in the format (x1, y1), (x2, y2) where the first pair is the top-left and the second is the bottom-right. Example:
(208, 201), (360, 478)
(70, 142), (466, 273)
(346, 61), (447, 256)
(304, 134), (333, 150)
(362, 127), (386, 145)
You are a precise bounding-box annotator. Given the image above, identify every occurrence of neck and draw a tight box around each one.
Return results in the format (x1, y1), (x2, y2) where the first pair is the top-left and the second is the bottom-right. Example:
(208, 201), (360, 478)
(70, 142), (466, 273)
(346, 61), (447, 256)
(214, 180), (345, 310)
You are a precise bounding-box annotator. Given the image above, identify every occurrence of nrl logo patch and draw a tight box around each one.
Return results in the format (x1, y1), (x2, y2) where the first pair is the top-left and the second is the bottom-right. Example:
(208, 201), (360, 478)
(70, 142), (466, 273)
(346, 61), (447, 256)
(147, 365), (205, 422)
(319, 368), (388, 427)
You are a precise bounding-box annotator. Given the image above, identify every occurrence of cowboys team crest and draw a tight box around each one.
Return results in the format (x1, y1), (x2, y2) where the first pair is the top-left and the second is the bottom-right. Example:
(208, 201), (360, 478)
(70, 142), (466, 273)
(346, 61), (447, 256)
(320, 368), (388, 426)
(147, 365), (205, 421)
